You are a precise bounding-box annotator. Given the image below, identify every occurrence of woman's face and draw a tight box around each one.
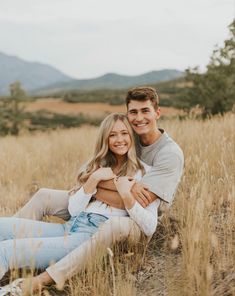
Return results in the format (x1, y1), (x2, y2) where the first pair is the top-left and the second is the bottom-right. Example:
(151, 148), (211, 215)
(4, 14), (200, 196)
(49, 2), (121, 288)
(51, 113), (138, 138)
(108, 120), (132, 156)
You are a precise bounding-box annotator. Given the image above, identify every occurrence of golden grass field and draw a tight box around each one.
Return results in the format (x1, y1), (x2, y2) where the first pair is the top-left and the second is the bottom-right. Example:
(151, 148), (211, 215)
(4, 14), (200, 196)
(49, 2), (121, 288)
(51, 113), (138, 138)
(0, 113), (234, 296)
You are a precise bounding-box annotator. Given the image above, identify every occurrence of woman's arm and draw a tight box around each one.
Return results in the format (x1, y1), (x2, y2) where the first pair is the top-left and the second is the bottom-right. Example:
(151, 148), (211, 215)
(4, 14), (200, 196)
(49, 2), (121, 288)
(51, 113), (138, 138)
(68, 168), (115, 217)
(68, 185), (96, 217)
(114, 177), (160, 237)
(126, 199), (160, 237)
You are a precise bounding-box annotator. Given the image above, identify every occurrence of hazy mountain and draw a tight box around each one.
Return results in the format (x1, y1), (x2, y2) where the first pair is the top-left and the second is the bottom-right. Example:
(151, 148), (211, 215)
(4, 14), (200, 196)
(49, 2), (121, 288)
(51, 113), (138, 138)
(36, 69), (184, 94)
(0, 52), (184, 96)
(0, 52), (73, 95)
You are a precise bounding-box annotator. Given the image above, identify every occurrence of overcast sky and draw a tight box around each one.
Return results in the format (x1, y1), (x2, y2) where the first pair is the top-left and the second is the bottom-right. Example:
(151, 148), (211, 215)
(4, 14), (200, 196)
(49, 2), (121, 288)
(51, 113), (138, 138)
(0, 0), (234, 78)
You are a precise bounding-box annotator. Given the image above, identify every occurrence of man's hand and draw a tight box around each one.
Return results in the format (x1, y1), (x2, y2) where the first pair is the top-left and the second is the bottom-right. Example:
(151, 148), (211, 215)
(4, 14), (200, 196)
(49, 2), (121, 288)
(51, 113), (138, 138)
(131, 182), (152, 208)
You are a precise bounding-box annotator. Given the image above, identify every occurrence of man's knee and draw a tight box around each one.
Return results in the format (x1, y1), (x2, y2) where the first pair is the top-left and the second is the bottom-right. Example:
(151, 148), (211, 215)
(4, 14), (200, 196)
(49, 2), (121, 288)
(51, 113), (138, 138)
(31, 188), (62, 207)
(18, 188), (70, 220)
(32, 188), (49, 201)
(14, 188), (54, 220)
(29, 188), (52, 211)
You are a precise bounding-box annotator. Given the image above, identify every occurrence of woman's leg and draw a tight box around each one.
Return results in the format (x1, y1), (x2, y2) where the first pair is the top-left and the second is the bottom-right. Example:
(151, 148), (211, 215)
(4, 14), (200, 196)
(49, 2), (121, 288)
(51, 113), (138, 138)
(0, 232), (91, 281)
(0, 213), (108, 284)
(0, 217), (67, 241)
(14, 188), (71, 221)
(0, 218), (67, 280)
(11, 216), (141, 292)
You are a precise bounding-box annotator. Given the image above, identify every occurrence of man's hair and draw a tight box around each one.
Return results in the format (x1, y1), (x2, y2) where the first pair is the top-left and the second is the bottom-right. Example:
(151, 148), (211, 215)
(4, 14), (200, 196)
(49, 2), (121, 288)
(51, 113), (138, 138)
(125, 86), (159, 110)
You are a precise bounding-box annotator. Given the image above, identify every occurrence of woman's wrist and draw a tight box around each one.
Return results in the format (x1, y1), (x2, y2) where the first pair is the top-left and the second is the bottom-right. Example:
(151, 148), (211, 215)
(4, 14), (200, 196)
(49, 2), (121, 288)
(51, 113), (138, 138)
(114, 177), (136, 209)
(119, 191), (135, 209)
(83, 174), (99, 194)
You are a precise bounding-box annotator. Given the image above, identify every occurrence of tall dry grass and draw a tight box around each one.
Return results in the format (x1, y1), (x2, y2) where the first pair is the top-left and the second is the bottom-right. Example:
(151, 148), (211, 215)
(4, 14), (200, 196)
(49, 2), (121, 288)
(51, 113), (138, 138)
(0, 113), (234, 295)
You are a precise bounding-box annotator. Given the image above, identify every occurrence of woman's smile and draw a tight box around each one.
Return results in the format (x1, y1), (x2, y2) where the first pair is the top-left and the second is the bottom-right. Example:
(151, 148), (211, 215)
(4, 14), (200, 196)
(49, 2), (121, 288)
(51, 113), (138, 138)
(108, 120), (131, 156)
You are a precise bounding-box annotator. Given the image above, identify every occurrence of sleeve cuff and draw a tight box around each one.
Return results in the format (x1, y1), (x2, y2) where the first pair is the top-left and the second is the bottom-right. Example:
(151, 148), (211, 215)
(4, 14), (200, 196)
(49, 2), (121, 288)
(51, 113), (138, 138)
(79, 186), (97, 197)
(126, 201), (138, 216)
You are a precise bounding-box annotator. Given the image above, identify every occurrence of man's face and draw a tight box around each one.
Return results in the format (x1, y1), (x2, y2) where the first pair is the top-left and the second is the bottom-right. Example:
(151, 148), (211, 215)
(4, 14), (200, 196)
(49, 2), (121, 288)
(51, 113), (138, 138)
(127, 100), (160, 136)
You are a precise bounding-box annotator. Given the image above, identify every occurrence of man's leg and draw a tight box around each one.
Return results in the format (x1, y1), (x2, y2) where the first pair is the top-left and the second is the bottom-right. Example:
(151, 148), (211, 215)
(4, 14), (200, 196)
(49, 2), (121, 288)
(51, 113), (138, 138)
(46, 217), (141, 287)
(14, 188), (70, 221)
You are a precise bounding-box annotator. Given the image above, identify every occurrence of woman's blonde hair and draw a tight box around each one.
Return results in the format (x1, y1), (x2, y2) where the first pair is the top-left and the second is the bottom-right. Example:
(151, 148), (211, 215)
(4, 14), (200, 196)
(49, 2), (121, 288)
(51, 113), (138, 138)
(76, 113), (144, 187)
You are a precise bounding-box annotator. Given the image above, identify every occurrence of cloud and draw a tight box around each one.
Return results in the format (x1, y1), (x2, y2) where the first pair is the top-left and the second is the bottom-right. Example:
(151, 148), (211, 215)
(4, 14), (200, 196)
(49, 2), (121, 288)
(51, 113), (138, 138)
(0, 0), (233, 77)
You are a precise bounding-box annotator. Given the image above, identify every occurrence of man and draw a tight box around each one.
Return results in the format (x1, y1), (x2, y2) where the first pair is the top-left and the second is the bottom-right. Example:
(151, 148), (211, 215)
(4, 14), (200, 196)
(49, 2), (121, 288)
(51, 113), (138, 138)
(13, 87), (184, 290)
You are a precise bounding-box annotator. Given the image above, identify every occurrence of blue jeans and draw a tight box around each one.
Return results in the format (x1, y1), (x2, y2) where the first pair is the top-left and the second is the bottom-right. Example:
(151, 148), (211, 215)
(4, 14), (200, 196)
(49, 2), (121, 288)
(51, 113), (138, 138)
(0, 212), (108, 279)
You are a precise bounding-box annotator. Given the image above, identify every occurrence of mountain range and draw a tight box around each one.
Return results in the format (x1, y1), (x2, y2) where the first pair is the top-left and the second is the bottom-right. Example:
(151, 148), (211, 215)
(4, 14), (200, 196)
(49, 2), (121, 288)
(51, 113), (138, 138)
(0, 52), (72, 95)
(0, 52), (184, 95)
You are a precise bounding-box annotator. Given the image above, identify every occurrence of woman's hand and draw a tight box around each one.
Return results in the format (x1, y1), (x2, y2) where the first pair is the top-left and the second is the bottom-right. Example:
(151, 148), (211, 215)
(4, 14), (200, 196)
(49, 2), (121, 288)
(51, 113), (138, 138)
(92, 167), (116, 183)
(84, 167), (115, 194)
(114, 176), (136, 209)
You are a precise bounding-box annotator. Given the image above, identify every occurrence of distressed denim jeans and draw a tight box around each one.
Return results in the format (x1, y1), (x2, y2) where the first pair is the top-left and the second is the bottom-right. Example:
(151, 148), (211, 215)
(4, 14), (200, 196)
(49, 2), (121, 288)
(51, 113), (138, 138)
(0, 212), (108, 280)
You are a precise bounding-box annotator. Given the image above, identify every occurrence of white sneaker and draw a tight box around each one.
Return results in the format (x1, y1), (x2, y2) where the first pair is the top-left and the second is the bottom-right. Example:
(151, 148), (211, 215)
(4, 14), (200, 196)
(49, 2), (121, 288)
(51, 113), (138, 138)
(0, 278), (24, 296)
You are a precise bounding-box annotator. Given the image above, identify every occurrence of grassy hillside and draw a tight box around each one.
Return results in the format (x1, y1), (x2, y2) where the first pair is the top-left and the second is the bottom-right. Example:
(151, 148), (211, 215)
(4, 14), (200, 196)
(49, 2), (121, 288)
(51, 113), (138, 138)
(34, 69), (184, 95)
(34, 77), (187, 108)
(0, 113), (234, 295)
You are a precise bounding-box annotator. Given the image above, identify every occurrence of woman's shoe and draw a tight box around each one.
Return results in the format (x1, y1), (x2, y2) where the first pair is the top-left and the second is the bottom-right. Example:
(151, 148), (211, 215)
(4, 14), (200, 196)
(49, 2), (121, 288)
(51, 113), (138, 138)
(0, 278), (24, 296)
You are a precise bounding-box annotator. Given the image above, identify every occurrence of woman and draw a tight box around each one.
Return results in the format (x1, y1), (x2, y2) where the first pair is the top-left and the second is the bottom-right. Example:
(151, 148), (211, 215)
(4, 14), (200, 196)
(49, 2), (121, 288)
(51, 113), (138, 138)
(0, 113), (160, 295)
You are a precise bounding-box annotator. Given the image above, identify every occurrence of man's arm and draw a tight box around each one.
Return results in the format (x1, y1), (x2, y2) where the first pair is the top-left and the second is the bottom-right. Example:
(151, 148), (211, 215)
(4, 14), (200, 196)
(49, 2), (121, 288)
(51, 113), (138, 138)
(98, 180), (117, 191)
(94, 187), (125, 209)
(96, 180), (157, 208)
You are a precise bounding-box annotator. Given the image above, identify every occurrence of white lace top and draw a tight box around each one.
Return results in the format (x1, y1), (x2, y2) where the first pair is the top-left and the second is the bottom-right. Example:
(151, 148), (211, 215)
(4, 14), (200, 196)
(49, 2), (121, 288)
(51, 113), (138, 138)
(68, 163), (160, 237)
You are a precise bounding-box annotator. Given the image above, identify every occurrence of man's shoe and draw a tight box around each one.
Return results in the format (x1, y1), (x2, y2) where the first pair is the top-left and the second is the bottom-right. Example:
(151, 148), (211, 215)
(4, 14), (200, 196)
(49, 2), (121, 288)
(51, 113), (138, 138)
(0, 278), (24, 296)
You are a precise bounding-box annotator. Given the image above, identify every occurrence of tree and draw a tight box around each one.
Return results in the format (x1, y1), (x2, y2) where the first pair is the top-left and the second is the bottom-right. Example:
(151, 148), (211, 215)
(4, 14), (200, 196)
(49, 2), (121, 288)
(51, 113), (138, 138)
(0, 81), (27, 135)
(185, 20), (235, 116)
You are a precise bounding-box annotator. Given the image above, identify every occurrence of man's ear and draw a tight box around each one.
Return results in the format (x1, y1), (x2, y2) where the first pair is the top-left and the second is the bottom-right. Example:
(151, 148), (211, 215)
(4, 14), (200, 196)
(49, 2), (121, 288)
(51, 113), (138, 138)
(155, 107), (161, 120)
